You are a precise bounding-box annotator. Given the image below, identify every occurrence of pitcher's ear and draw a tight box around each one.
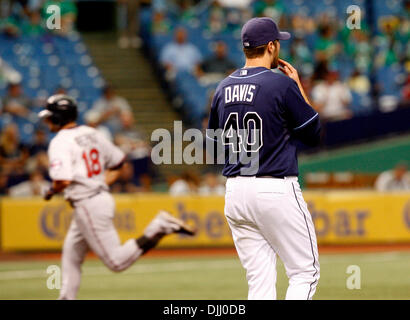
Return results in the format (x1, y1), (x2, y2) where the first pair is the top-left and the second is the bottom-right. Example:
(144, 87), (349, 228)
(267, 41), (275, 53)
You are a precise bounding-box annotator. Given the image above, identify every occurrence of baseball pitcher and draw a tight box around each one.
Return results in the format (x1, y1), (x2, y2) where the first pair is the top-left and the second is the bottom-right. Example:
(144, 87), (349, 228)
(207, 18), (321, 300)
(39, 94), (195, 300)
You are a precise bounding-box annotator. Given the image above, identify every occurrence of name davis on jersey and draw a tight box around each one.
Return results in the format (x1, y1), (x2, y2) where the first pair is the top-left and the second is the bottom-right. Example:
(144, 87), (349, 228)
(224, 84), (259, 106)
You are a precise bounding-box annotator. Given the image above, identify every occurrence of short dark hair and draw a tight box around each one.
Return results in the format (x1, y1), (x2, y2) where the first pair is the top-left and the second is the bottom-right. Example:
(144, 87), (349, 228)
(243, 44), (268, 59)
(7, 82), (20, 90)
(243, 40), (279, 59)
(103, 85), (114, 95)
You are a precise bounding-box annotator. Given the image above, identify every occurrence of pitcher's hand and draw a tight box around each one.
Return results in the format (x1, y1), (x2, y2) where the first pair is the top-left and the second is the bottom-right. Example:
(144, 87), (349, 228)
(278, 59), (301, 84)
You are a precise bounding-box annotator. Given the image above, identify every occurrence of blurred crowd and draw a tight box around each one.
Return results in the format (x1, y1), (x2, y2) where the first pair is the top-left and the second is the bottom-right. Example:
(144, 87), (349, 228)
(0, 82), (154, 196)
(150, 0), (410, 122)
(1, 0), (409, 196)
(0, 75), (225, 196)
(0, 2), (160, 196)
(375, 162), (410, 191)
(0, 0), (230, 197)
(168, 169), (226, 196)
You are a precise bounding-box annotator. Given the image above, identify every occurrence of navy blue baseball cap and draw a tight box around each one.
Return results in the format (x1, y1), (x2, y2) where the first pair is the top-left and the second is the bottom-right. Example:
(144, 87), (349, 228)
(241, 17), (291, 48)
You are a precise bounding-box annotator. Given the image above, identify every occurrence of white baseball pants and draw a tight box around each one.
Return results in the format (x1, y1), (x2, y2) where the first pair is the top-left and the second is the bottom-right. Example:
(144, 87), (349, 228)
(59, 192), (143, 300)
(224, 176), (320, 300)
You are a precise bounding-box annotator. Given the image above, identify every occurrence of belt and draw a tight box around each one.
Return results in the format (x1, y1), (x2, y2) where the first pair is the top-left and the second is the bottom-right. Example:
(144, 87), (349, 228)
(228, 175), (285, 179)
(258, 176), (285, 179)
(68, 192), (101, 208)
(227, 175), (298, 180)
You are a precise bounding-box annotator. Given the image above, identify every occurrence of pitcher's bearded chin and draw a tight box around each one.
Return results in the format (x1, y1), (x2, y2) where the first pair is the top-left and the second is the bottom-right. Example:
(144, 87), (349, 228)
(271, 57), (279, 69)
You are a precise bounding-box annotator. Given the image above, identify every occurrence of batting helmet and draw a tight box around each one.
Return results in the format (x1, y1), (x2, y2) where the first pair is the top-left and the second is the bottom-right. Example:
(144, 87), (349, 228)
(38, 94), (78, 127)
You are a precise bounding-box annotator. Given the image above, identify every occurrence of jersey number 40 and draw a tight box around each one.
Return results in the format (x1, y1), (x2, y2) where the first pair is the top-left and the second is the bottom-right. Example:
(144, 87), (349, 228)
(82, 148), (102, 177)
(223, 112), (263, 153)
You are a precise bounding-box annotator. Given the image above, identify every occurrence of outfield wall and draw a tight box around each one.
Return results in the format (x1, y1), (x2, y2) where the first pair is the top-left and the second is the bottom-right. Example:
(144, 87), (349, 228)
(1, 192), (410, 251)
(298, 135), (410, 188)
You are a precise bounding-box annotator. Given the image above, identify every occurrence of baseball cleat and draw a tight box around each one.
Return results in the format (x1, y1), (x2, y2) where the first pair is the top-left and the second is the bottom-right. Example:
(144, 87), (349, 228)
(144, 211), (196, 238)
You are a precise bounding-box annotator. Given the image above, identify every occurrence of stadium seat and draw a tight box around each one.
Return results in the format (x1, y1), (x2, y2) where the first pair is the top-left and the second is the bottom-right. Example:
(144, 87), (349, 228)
(0, 32), (106, 143)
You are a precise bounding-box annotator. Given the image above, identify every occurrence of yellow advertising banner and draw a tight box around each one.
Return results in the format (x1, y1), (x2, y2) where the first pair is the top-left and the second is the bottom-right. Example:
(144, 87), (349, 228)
(1, 192), (410, 251)
(305, 192), (410, 244)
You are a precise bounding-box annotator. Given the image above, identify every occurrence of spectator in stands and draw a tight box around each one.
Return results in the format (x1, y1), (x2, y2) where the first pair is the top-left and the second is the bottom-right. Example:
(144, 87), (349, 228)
(402, 75), (410, 103)
(169, 171), (200, 196)
(117, 0), (142, 49)
(312, 71), (352, 121)
(207, 0), (251, 34)
(28, 128), (48, 157)
(176, 0), (196, 23)
(152, 0), (183, 19)
(9, 170), (50, 197)
(159, 27), (202, 76)
(198, 172), (225, 195)
(151, 9), (172, 35)
(90, 85), (133, 134)
(137, 173), (153, 192)
(218, 0), (252, 9)
(26, 0), (44, 12)
(0, 12), (21, 37)
(374, 18), (401, 68)
(0, 82), (31, 118)
(114, 113), (149, 160)
(54, 86), (68, 95)
(347, 69), (372, 114)
(21, 9), (44, 36)
(315, 23), (340, 65)
(207, 0), (226, 34)
(289, 13), (315, 38)
(84, 110), (113, 142)
(405, 0), (410, 18)
(225, 7), (249, 33)
(114, 112), (152, 184)
(25, 151), (50, 180)
(375, 163), (410, 191)
(110, 162), (140, 193)
(290, 35), (314, 75)
(300, 76), (314, 103)
(312, 60), (330, 83)
(348, 69), (371, 96)
(0, 169), (8, 195)
(0, 57), (22, 85)
(253, 0), (286, 27)
(196, 41), (236, 85)
(0, 123), (29, 176)
(344, 29), (373, 73)
(400, 1), (410, 48)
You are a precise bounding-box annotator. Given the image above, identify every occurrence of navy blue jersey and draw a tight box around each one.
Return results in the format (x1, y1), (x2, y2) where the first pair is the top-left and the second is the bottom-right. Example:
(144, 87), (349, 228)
(207, 66), (321, 178)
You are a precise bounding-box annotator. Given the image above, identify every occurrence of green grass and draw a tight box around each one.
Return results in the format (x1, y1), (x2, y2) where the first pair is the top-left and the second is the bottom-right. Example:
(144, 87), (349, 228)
(0, 251), (409, 300)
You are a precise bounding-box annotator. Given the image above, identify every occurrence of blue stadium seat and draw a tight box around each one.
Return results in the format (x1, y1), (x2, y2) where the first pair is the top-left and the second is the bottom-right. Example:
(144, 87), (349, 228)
(376, 65), (404, 96)
(0, 33), (105, 129)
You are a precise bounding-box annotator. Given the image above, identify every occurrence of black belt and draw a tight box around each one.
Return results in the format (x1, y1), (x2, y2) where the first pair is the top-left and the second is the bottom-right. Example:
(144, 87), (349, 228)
(227, 175), (285, 179)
